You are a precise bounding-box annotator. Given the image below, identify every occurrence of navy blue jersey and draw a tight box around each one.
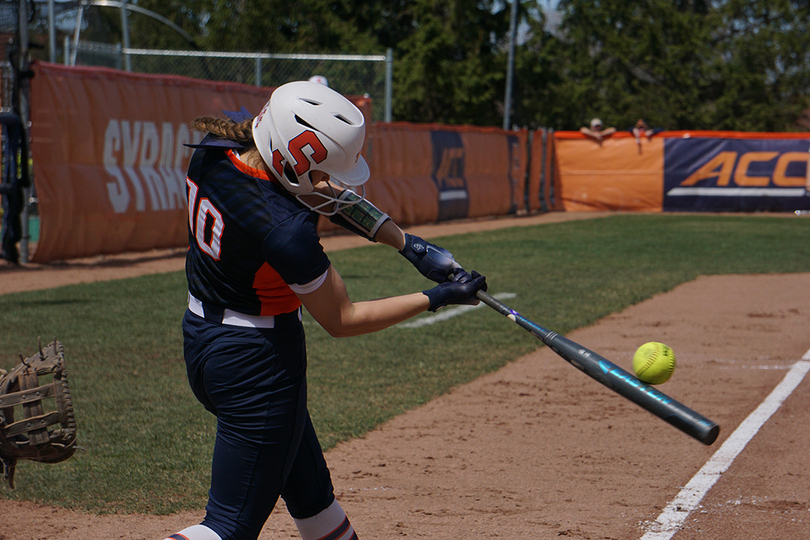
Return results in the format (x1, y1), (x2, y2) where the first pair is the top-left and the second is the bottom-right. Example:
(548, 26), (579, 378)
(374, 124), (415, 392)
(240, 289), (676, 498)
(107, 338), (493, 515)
(185, 144), (330, 316)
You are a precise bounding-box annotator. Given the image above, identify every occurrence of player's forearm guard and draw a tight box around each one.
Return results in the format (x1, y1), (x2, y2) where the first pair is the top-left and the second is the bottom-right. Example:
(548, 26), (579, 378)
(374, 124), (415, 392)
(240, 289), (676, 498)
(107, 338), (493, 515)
(329, 190), (391, 241)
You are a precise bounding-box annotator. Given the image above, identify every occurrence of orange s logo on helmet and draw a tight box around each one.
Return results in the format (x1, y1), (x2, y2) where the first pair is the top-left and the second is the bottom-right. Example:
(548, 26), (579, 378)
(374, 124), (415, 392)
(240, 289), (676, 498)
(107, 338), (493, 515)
(271, 149), (285, 178)
(288, 131), (328, 176)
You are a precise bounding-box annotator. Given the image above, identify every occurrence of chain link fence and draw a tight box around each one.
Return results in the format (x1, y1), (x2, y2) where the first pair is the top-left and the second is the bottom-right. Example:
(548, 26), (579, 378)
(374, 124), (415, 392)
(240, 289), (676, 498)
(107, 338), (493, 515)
(69, 40), (393, 122)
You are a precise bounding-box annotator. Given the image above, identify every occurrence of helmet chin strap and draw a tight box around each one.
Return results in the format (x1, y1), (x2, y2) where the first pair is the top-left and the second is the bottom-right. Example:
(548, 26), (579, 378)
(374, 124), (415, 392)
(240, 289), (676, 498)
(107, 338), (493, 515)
(296, 182), (366, 216)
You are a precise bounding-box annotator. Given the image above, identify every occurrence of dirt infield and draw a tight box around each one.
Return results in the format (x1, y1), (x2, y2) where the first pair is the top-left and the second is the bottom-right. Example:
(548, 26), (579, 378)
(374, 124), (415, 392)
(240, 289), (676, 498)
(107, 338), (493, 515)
(1, 212), (808, 540)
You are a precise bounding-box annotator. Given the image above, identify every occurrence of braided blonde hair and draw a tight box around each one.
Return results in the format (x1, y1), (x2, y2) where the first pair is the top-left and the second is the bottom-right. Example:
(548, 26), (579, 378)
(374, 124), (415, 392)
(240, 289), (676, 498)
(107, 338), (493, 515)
(190, 117), (255, 147)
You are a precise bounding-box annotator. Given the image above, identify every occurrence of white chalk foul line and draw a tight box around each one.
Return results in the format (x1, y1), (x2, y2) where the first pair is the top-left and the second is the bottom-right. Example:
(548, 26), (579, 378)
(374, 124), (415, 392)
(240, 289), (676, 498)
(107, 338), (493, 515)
(399, 292), (517, 328)
(639, 352), (810, 540)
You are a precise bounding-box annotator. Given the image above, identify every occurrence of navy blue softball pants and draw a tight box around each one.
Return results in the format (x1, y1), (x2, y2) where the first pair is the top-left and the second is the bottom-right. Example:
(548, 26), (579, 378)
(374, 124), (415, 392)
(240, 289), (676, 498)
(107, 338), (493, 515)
(182, 310), (335, 540)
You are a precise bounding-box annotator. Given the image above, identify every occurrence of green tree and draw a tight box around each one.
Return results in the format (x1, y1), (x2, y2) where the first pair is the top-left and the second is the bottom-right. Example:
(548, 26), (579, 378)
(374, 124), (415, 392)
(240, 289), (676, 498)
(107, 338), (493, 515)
(520, 0), (720, 131)
(516, 0), (810, 131)
(189, 0), (376, 53)
(127, 0), (206, 49)
(707, 0), (810, 131)
(392, 0), (511, 125)
(167, 0), (515, 126)
(510, 11), (569, 129)
(39, 0), (810, 130)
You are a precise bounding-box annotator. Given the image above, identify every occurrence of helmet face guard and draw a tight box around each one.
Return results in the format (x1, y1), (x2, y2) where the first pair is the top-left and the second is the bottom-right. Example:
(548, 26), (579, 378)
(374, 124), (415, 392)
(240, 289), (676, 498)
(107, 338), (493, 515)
(253, 81), (370, 213)
(296, 183), (366, 216)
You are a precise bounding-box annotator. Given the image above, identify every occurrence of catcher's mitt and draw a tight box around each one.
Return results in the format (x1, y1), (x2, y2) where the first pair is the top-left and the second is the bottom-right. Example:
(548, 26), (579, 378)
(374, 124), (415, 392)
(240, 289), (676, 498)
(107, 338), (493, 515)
(0, 339), (78, 489)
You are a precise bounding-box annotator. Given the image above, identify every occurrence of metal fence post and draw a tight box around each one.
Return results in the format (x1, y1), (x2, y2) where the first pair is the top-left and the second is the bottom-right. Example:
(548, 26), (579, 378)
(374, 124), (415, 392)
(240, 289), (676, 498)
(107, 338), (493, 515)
(548, 129), (556, 209)
(48, 0), (56, 63)
(523, 129), (533, 213)
(385, 48), (393, 123)
(539, 129), (548, 213)
(115, 43), (123, 71)
(18, 0), (31, 262)
(71, 4), (84, 66)
(120, 0), (131, 71)
(502, 0), (518, 130)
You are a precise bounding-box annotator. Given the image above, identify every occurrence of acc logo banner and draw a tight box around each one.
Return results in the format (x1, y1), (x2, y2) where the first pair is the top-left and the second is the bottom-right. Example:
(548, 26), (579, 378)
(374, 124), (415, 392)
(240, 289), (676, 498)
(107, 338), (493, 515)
(663, 138), (810, 212)
(431, 131), (469, 221)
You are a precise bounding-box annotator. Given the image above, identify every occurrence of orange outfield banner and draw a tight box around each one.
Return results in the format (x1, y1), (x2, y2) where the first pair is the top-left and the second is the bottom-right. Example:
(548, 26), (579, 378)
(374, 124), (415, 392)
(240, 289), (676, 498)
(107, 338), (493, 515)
(29, 62), (372, 263)
(24, 60), (810, 263)
(319, 122), (529, 234)
(369, 122), (528, 222)
(464, 127), (528, 219)
(525, 130), (561, 212)
(30, 63), (271, 262)
(552, 132), (664, 212)
(552, 130), (810, 213)
(30, 62), (524, 262)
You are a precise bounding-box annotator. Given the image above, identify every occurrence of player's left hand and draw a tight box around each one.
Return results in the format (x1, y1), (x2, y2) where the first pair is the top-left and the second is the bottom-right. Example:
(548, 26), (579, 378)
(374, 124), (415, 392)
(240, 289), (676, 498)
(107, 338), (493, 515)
(400, 233), (461, 283)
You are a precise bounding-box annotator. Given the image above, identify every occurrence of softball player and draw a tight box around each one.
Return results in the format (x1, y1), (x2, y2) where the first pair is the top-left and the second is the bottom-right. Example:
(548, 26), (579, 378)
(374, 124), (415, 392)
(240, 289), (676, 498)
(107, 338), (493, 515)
(164, 82), (486, 540)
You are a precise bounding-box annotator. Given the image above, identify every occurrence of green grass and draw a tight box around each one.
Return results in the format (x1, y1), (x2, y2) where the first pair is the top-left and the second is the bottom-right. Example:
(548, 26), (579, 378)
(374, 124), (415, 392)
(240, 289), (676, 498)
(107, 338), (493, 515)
(0, 213), (808, 512)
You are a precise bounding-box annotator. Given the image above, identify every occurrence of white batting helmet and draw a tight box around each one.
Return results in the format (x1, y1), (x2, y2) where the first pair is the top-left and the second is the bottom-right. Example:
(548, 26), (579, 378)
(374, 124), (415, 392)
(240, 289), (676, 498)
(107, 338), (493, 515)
(253, 81), (370, 212)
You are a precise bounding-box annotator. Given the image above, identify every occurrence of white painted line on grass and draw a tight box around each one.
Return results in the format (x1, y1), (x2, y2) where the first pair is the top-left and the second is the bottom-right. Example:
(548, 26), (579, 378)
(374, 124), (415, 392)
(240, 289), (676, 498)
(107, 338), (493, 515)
(399, 292), (517, 328)
(639, 352), (810, 540)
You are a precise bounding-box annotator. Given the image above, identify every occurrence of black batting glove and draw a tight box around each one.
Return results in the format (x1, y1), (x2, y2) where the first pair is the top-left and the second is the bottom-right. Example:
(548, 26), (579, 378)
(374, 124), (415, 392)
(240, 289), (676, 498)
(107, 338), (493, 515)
(423, 270), (487, 312)
(400, 233), (461, 283)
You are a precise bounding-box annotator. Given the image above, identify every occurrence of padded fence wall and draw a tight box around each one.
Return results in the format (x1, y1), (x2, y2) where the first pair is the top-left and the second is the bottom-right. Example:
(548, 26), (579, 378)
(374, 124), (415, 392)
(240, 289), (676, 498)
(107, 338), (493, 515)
(30, 62), (807, 263)
(29, 63), (529, 262)
(552, 131), (810, 213)
(30, 63), (272, 263)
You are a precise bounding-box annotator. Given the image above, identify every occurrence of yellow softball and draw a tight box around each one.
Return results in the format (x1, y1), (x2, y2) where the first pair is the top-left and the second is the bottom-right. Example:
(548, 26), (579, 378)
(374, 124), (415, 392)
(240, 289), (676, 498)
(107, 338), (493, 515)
(632, 342), (676, 385)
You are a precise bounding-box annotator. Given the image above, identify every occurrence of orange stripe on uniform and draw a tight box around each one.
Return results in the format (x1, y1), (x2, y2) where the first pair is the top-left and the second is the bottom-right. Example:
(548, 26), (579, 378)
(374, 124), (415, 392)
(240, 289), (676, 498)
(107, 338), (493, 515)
(226, 149), (278, 183)
(320, 517), (351, 540)
(253, 262), (302, 316)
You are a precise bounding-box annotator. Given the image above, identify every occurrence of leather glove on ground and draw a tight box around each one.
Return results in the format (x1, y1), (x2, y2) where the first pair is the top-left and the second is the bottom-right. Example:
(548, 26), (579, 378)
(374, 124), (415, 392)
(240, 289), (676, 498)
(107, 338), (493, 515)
(0, 339), (78, 489)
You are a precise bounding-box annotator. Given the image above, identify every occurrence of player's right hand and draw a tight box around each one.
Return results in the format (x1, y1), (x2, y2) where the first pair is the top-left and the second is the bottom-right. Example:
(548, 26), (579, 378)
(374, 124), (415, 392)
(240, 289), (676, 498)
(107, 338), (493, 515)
(422, 271), (487, 312)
